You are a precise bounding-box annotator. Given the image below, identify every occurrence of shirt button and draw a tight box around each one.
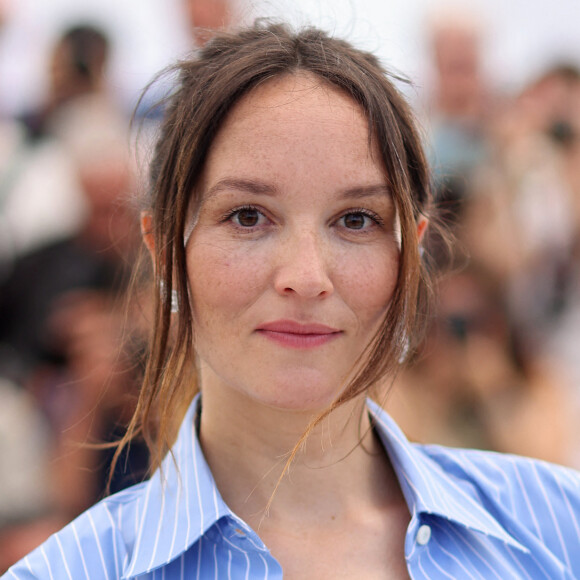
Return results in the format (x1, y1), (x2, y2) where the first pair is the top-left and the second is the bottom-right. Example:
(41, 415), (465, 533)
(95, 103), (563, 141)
(234, 528), (246, 537)
(416, 524), (431, 546)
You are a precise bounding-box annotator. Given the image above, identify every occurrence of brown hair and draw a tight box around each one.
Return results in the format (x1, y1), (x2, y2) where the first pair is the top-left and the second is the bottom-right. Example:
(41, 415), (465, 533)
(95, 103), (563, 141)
(119, 21), (433, 474)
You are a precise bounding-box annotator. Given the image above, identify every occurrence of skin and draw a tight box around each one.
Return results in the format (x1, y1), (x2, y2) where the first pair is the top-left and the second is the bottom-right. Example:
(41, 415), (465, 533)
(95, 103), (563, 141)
(188, 74), (400, 413)
(146, 73), (412, 578)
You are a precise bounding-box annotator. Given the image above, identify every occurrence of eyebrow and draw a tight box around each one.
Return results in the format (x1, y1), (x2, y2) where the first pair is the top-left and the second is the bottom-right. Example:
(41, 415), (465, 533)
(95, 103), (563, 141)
(203, 178), (279, 200)
(203, 178), (392, 200)
(339, 184), (392, 199)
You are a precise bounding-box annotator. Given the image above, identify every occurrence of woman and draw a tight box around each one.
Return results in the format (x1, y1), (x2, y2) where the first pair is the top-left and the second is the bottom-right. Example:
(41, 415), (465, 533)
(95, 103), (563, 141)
(4, 22), (580, 580)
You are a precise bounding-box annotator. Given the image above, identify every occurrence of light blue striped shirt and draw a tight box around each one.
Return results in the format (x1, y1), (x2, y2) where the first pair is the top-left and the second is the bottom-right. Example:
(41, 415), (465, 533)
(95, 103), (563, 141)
(4, 396), (580, 579)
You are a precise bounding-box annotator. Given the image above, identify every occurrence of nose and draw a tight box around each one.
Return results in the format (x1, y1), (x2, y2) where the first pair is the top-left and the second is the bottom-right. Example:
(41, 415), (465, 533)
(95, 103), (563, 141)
(273, 228), (334, 299)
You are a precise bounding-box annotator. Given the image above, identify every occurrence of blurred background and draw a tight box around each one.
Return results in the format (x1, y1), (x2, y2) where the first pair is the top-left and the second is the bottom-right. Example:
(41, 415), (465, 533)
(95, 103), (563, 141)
(1, 0), (580, 115)
(0, 0), (579, 571)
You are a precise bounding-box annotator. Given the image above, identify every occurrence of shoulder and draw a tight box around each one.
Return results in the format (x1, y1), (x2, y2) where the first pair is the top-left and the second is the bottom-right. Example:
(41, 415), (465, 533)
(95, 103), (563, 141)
(420, 443), (580, 509)
(419, 444), (580, 566)
(3, 483), (146, 580)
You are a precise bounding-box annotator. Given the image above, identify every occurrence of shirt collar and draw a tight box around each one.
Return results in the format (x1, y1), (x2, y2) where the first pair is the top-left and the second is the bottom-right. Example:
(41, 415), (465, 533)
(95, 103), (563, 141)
(367, 399), (528, 553)
(123, 394), (232, 578)
(124, 396), (527, 577)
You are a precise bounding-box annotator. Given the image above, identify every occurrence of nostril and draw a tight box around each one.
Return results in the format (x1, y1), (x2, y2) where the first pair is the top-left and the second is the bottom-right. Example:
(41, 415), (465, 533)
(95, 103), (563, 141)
(274, 269), (333, 299)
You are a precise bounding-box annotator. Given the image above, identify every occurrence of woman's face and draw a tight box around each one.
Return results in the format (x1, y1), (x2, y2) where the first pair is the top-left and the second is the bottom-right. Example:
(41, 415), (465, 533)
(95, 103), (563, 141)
(186, 74), (400, 412)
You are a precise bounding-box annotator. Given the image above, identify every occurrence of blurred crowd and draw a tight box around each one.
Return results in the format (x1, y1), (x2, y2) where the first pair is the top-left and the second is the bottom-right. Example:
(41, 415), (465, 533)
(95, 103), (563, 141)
(0, 0), (233, 570)
(389, 10), (580, 469)
(0, 0), (579, 572)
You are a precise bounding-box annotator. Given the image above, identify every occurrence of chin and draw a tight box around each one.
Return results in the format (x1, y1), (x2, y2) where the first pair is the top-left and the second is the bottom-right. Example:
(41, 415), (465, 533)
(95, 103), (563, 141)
(249, 370), (347, 413)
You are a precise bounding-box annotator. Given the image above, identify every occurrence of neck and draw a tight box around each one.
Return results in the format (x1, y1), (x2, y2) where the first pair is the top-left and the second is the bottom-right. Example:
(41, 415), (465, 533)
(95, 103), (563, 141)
(198, 384), (401, 531)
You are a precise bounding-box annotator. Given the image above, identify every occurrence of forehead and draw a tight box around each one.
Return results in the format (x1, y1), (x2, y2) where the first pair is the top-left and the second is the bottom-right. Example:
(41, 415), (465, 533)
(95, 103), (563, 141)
(217, 72), (369, 139)
(199, 73), (383, 189)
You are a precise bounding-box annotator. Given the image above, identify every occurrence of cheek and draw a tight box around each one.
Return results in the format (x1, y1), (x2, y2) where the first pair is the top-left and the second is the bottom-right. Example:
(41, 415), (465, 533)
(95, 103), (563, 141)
(337, 246), (399, 322)
(186, 241), (271, 326)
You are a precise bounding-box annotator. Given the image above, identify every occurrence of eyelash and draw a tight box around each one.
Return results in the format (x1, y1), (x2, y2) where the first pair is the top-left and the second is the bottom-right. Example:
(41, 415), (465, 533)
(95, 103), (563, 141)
(221, 205), (384, 231)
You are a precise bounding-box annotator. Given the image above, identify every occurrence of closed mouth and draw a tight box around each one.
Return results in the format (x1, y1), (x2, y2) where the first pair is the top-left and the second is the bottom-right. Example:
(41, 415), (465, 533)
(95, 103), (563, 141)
(256, 320), (342, 349)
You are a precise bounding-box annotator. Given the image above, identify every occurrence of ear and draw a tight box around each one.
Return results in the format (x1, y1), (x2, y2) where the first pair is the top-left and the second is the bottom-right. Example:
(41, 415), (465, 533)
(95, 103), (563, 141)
(140, 211), (156, 264)
(416, 217), (428, 244)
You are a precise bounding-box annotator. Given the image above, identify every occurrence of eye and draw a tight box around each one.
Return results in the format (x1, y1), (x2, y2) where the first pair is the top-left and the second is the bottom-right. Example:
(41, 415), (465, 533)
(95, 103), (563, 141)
(342, 212), (366, 230)
(223, 205), (269, 229)
(338, 210), (382, 230)
(235, 207), (261, 227)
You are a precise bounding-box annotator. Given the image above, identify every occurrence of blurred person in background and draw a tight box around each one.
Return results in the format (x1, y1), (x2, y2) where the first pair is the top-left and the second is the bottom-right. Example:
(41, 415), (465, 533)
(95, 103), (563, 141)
(423, 6), (495, 225)
(182, 0), (234, 47)
(134, 0), (238, 123)
(532, 65), (580, 434)
(0, 23), (127, 268)
(392, 57), (580, 469)
(388, 264), (579, 467)
(0, 102), (148, 572)
(20, 24), (112, 142)
(0, 4), (70, 571)
(464, 64), (580, 350)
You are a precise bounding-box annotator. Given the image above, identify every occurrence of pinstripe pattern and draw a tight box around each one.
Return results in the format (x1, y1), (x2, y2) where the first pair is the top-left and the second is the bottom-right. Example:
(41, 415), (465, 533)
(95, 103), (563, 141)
(4, 396), (580, 579)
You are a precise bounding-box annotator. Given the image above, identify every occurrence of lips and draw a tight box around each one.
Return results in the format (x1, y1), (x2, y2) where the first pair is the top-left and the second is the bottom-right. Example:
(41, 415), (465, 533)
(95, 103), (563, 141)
(256, 320), (342, 349)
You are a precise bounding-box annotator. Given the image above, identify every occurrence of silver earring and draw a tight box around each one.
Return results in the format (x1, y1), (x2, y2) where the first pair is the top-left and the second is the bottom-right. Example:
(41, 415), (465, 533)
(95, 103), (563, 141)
(160, 281), (179, 313)
(398, 335), (410, 364)
(170, 290), (179, 313)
